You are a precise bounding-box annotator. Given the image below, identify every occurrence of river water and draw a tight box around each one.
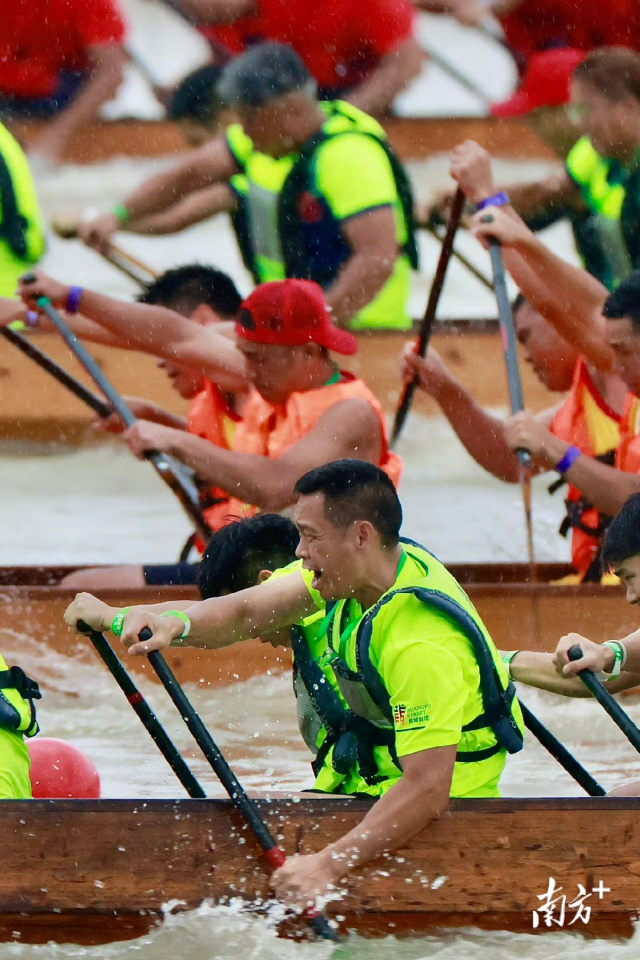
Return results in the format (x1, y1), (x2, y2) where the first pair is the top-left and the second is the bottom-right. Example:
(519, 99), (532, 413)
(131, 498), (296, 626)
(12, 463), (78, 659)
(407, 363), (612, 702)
(1, 15), (638, 956)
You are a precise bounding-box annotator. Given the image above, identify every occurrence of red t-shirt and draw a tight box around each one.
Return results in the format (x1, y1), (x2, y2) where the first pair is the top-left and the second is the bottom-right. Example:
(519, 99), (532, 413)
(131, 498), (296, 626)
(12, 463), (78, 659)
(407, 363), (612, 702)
(0, 0), (126, 98)
(200, 0), (414, 91)
(500, 0), (639, 66)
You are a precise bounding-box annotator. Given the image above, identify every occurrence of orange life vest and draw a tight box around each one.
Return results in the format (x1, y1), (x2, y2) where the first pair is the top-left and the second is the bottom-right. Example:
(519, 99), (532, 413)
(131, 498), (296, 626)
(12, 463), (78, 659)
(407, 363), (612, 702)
(222, 371), (403, 519)
(187, 380), (242, 544)
(616, 391), (640, 473)
(549, 356), (620, 577)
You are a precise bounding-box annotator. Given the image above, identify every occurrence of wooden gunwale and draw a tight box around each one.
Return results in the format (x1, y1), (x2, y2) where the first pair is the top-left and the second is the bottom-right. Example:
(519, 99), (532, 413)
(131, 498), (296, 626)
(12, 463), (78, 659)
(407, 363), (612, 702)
(7, 115), (556, 164)
(0, 322), (556, 445)
(0, 796), (637, 944)
(0, 572), (633, 689)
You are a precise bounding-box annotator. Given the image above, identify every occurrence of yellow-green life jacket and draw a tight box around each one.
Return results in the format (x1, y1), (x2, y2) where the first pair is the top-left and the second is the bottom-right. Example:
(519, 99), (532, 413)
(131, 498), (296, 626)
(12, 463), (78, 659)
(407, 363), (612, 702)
(226, 101), (417, 329)
(319, 539), (524, 793)
(0, 653), (41, 737)
(0, 124), (45, 298)
(566, 136), (632, 289)
(291, 607), (386, 797)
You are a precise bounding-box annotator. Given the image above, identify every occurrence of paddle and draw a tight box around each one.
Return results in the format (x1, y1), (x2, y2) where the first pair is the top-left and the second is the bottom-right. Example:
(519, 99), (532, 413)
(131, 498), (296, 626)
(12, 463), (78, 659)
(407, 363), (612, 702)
(78, 621), (206, 798)
(21, 276), (210, 545)
(391, 186), (465, 447)
(569, 646), (640, 754)
(1, 326), (111, 418)
(51, 212), (158, 288)
(138, 630), (340, 943)
(486, 237), (539, 598)
(518, 700), (605, 796)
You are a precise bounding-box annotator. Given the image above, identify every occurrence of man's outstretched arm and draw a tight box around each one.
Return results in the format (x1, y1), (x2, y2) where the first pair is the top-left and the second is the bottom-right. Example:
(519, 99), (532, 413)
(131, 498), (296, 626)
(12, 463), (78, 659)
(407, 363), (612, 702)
(18, 272), (249, 391)
(122, 396), (383, 510)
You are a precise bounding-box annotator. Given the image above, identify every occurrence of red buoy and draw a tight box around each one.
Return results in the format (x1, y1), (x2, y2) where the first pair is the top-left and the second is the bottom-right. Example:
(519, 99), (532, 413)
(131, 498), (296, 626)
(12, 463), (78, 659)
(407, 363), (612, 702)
(28, 738), (101, 799)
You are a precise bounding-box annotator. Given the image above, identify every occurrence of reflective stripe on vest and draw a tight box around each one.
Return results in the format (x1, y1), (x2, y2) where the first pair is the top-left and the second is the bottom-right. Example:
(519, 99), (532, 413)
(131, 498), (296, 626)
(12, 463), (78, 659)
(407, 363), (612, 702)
(566, 137), (632, 287)
(326, 539), (524, 775)
(0, 656), (41, 738)
(549, 356), (620, 576)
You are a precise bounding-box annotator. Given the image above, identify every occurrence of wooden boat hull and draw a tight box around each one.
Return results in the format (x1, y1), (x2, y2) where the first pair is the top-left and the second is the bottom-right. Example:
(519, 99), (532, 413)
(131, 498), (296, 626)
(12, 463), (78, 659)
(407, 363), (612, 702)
(8, 116), (556, 165)
(0, 796), (638, 944)
(0, 566), (633, 689)
(0, 324), (556, 444)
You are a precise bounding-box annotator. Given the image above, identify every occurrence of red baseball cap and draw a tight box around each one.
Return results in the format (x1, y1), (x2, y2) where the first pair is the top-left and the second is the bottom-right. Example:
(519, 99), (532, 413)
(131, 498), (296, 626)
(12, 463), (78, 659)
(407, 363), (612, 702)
(491, 48), (587, 118)
(236, 279), (358, 356)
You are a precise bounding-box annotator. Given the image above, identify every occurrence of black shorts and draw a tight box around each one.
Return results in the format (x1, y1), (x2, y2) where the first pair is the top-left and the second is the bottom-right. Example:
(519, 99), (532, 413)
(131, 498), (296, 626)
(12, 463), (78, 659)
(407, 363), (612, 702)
(142, 563), (199, 587)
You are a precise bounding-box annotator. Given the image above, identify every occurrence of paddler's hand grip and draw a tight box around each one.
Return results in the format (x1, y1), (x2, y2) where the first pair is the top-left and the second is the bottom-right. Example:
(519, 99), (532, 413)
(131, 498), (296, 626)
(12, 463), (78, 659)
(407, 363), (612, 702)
(21, 272), (37, 284)
(568, 646), (584, 663)
(77, 620), (92, 635)
(139, 627), (153, 643)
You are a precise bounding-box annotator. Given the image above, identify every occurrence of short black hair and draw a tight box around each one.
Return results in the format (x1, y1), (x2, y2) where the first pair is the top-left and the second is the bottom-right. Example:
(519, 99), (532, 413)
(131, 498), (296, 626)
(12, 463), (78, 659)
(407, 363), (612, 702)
(602, 271), (640, 333)
(294, 459), (402, 548)
(217, 42), (314, 108)
(168, 64), (223, 126)
(137, 265), (242, 318)
(600, 493), (640, 572)
(197, 514), (299, 598)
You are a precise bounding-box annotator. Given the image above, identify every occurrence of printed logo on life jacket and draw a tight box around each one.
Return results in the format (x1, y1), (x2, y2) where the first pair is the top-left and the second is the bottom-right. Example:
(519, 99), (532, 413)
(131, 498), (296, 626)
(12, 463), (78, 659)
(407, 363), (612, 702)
(394, 703), (431, 730)
(393, 704), (406, 726)
(298, 191), (324, 224)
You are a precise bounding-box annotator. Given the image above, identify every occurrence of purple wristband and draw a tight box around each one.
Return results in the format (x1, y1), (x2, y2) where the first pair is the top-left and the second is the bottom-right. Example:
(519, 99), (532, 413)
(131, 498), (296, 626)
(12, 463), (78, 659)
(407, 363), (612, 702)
(476, 191), (510, 211)
(66, 286), (83, 315)
(555, 445), (582, 475)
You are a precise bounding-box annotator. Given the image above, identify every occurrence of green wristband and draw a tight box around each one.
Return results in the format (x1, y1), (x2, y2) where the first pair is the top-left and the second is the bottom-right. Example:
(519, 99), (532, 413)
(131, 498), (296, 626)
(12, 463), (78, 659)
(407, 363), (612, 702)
(603, 640), (625, 679)
(111, 607), (133, 637)
(160, 610), (191, 641)
(112, 203), (130, 225)
(501, 650), (521, 678)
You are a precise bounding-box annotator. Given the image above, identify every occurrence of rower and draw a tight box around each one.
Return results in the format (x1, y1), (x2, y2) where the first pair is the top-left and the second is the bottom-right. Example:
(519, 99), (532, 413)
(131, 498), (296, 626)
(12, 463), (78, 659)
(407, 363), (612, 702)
(503, 491), (640, 796)
(0, 654), (41, 799)
(467, 206), (640, 524)
(434, 49), (640, 291)
(0, 0), (126, 167)
(18, 273), (402, 590)
(31, 264), (247, 592)
(181, 0), (421, 116)
(66, 459), (524, 904)
(77, 42), (418, 331)
(401, 296), (626, 581)
(67, 511), (396, 797)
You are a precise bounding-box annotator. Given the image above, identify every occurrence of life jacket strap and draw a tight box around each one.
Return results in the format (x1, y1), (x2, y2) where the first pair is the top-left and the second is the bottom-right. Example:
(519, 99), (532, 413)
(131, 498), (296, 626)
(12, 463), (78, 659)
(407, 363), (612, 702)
(0, 667), (41, 701)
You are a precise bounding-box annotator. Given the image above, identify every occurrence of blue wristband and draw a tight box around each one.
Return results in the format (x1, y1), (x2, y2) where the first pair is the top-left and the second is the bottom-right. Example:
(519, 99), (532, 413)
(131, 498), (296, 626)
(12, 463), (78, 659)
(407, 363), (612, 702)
(555, 445), (582, 475)
(66, 286), (83, 315)
(476, 191), (510, 211)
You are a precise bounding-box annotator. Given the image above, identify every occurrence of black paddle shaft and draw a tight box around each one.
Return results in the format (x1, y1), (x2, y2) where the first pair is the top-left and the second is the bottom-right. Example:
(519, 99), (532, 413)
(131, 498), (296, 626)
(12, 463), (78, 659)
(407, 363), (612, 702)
(519, 700), (605, 796)
(391, 186), (466, 447)
(22, 281), (209, 543)
(78, 622), (206, 798)
(569, 645), (640, 755)
(142, 635), (340, 942)
(488, 241), (532, 471)
(1, 326), (111, 418)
